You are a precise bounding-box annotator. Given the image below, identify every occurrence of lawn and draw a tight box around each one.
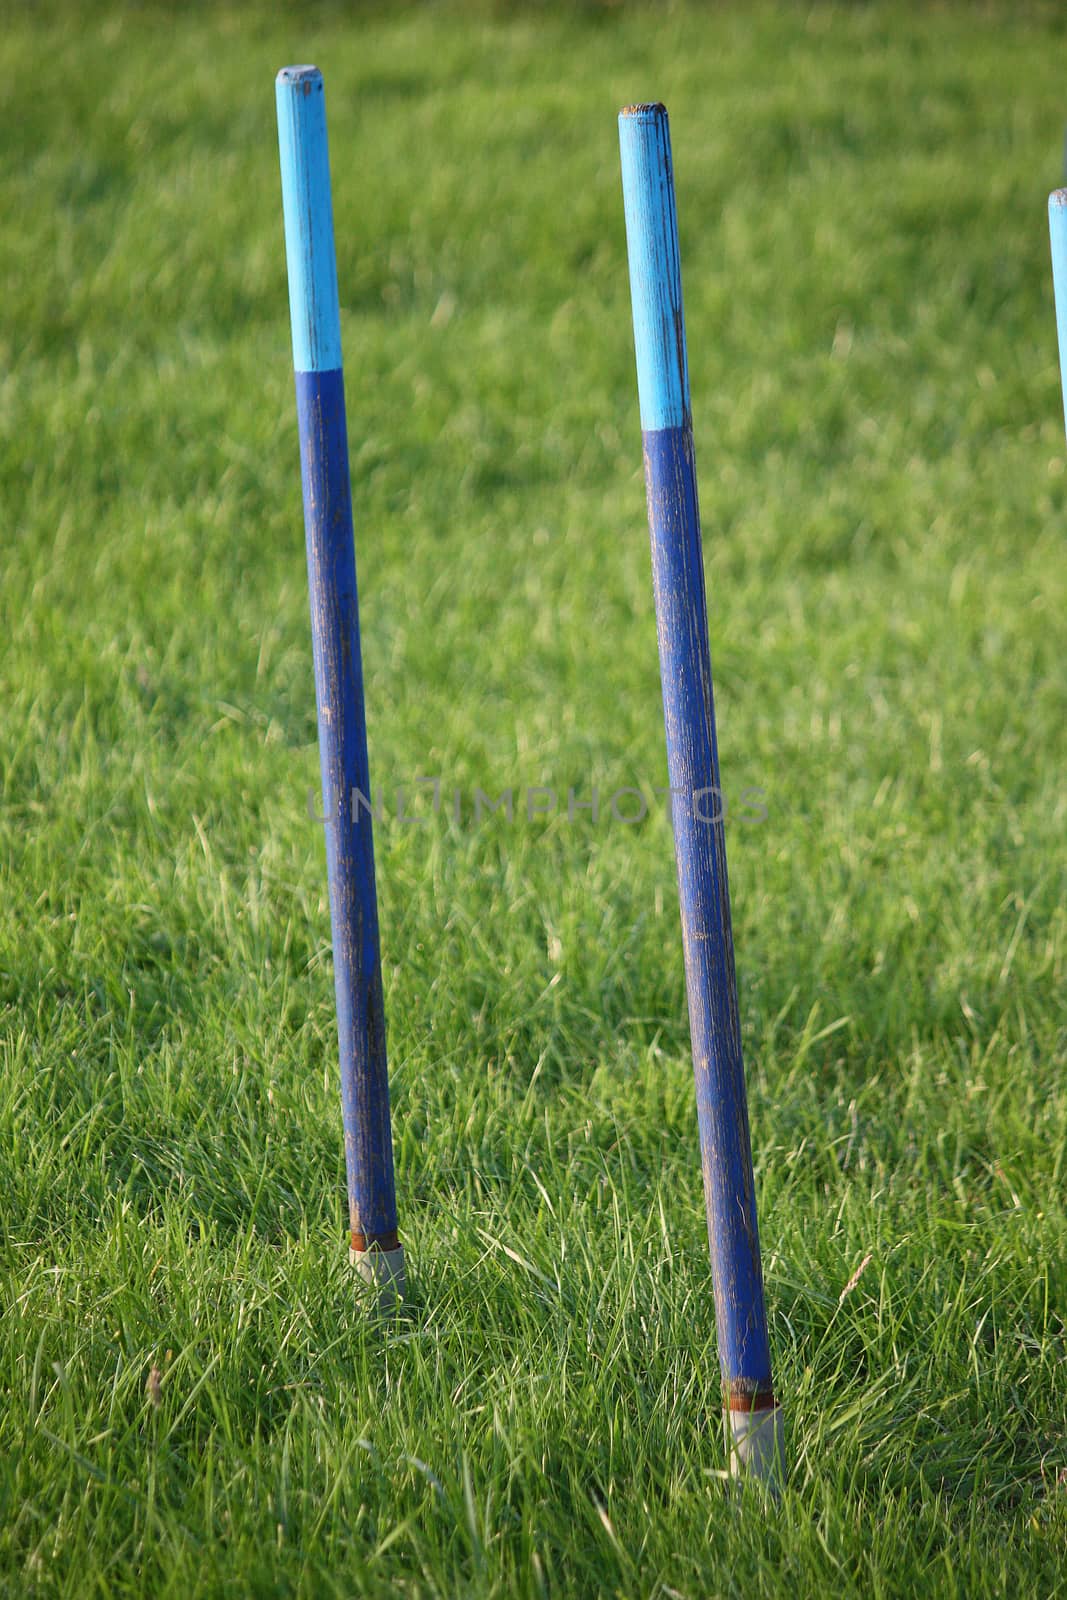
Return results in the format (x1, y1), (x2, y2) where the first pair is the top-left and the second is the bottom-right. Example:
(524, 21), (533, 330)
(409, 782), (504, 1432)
(1, 2), (1065, 1595)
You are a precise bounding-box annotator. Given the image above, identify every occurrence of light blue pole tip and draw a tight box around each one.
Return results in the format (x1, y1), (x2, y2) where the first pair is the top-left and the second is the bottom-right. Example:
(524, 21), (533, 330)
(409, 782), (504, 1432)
(277, 64), (322, 87)
(276, 64), (343, 375)
(618, 102), (690, 432)
(1048, 191), (1067, 438)
(621, 101), (668, 121)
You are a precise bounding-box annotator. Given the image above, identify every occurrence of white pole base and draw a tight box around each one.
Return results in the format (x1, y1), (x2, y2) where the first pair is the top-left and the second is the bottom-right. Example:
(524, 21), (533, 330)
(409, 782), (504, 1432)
(350, 1243), (406, 1311)
(727, 1405), (786, 1492)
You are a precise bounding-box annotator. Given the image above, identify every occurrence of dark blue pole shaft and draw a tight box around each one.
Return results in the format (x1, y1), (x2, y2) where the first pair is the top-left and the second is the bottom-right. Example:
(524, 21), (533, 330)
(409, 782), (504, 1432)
(276, 67), (399, 1260)
(619, 105), (778, 1459)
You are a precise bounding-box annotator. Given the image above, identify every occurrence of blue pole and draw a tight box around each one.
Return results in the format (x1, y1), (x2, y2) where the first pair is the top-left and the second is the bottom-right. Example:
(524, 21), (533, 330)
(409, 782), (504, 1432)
(276, 66), (403, 1303)
(1049, 190), (1067, 438)
(619, 104), (782, 1484)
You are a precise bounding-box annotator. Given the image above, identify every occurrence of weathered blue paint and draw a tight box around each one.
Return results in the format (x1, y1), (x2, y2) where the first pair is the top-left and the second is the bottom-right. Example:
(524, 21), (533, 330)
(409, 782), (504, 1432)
(1048, 190), (1067, 438)
(619, 106), (775, 1412)
(276, 67), (344, 376)
(277, 68), (398, 1252)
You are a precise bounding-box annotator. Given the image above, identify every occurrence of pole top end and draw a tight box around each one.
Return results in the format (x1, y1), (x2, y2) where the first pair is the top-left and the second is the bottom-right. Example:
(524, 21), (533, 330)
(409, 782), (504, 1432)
(620, 101), (668, 120)
(277, 65), (323, 90)
(1051, 188), (1067, 209)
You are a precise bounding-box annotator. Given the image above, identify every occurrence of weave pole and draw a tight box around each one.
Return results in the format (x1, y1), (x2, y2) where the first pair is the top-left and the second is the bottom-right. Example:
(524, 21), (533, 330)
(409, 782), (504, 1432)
(619, 104), (782, 1485)
(1049, 190), (1067, 437)
(276, 66), (403, 1305)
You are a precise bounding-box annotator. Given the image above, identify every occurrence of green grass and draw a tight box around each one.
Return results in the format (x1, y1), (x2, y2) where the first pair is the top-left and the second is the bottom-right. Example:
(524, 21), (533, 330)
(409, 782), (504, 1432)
(2, 1), (1066, 1593)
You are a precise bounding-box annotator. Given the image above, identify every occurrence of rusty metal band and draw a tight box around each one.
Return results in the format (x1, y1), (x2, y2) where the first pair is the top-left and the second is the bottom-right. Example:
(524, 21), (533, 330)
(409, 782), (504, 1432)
(350, 1229), (400, 1254)
(726, 1385), (778, 1413)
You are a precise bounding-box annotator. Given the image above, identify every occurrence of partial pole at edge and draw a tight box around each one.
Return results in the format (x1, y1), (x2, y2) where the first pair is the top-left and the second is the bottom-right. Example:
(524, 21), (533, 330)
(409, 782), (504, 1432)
(618, 102), (783, 1487)
(276, 65), (404, 1306)
(1049, 190), (1067, 440)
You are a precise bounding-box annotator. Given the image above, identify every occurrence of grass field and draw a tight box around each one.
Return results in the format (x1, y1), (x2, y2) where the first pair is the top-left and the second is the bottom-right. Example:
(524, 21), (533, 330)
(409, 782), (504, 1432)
(2, 2), (1066, 1594)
